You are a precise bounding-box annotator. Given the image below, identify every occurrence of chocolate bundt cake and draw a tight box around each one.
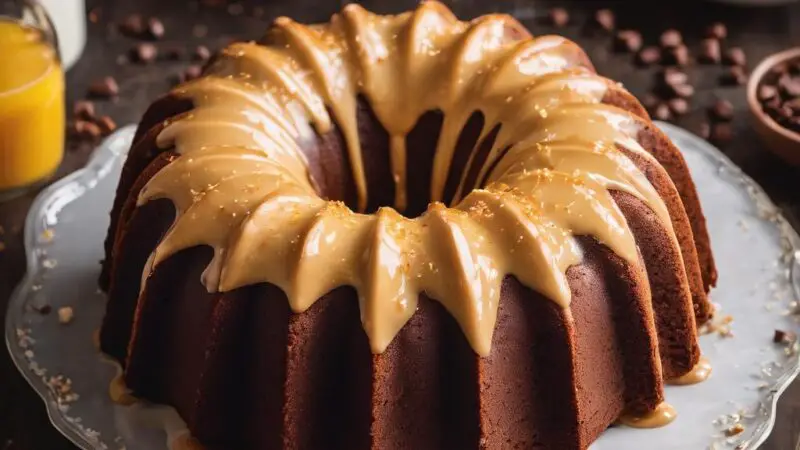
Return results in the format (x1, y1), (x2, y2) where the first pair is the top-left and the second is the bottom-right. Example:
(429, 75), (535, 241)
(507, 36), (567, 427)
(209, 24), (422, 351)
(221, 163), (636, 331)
(99, 2), (718, 449)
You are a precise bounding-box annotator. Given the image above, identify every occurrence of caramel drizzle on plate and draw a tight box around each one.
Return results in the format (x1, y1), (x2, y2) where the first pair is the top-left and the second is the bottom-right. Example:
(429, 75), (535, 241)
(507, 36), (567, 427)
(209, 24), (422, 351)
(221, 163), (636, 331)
(138, 1), (673, 356)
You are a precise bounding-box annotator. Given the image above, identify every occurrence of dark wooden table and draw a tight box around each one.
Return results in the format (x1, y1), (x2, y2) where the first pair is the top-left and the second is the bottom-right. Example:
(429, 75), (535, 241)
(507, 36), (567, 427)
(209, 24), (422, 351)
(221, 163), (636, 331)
(1, 0), (799, 448)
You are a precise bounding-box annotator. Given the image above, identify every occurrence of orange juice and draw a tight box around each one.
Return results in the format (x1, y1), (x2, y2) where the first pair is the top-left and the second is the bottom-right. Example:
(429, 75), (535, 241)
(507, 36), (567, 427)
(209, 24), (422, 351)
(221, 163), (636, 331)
(0, 18), (64, 193)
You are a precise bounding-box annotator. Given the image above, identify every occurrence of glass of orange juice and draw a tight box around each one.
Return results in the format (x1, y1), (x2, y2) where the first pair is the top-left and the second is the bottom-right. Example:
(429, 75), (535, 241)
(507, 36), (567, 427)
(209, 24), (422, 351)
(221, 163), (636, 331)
(0, 0), (64, 201)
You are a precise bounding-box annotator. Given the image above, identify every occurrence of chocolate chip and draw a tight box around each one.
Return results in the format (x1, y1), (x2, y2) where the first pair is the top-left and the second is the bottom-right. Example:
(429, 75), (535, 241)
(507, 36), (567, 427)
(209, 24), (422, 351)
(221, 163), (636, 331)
(72, 120), (102, 139)
(593, 9), (615, 32)
(96, 116), (117, 135)
(653, 103), (672, 121)
(119, 14), (145, 37)
(662, 67), (689, 87)
(699, 38), (721, 64)
(32, 303), (52, 315)
(184, 64), (203, 81)
(671, 83), (695, 99)
(88, 76), (119, 98)
(640, 92), (660, 111)
(615, 30), (642, 53)
(710, 122), (733, 143)
(193, 45), (211, 62)
(132, 43), (158, 64)
(665, 45), (690, 67)
(668, 98), (689, 116)
(660, 29), (682, 49)
(774, 329), (798, 344)
(637, 46), (661, 66)
(758, 84), (778, 102)
(709, 99), (734, 121)
(548, 7), (569, 27)
(163, 46), (185, 61)
(786, 98), (800, 114)
(706, 22), (727, 40)
(720, 66), (748, 86)
(724, 47), (747, 67)
(116, 54), (129, 66)
(147, 17), (165, 40)
(73, 100), (96, 120)
(252, 6), (266, 19)
(228, 2), (245, 16)
(698, 122), (711, 139)
(192, 24), (208, 38)
(779, 74), (800, 98)
(88, 7), (102, 24)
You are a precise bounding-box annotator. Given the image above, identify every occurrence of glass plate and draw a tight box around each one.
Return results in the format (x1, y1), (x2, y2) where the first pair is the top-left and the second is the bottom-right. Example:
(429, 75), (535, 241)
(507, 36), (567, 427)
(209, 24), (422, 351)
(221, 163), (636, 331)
(5, 123), (800, 450)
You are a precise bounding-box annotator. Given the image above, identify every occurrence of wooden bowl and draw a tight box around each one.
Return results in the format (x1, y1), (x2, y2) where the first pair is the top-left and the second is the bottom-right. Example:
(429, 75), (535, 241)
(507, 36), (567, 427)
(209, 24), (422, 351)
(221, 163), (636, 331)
(746, 47), (800, 165)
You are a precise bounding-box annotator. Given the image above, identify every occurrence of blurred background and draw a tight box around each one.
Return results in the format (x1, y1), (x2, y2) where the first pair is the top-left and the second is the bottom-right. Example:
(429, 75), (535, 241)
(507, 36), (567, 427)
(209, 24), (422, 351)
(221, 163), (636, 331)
(0, 0), (799, 449)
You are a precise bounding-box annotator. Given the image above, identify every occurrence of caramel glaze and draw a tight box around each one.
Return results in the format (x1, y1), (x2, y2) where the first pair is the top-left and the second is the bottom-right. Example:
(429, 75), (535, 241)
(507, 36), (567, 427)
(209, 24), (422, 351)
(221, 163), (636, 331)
(137, 1), (678, 356)
(666, 356), (712, 386)
(618, 402), (677, 429)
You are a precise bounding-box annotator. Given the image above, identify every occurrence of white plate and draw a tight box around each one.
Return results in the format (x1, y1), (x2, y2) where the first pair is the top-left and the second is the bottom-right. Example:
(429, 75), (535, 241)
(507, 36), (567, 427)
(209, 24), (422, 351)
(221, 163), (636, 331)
(6, 123), (800, 450)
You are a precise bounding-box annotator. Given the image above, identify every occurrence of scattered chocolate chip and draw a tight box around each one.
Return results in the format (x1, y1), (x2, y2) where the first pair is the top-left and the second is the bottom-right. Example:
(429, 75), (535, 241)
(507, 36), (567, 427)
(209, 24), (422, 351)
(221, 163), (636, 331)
(147, 17), (165, 40)
(194, 45), (211, 62)
(699, 38), (721, 64)
(97, 116), (117, 135)
(757, 84), (778, 102)
(670, 83), (695, 99)
(709, 99), (734, 121)
(724, 47), (747, 67)
(184, 64), (203, 81)
(72, 120), (102, 139)
(785, 97), (800, 114)
(706, 22), (728, 40)
(660, 29), (682, 49)
(32, 303), (52, 315)
(593, 9), (615, 32)
(227, 2), (245, 16)
(163, 46), (186, 61)
(668, 98), (689, 116)
(637, 46), (661, 66)
(73, 100), (96, 120)
(119, 14), (145, 37)
(132, 43), (158, 64)
(192, 24), (208, 38)
(614, 30), (642, 53)
(88, 76), (119, 98)
(252, 6), (266, 19)
(710, 122), (733, 143)
(665, 45), (690, 67)
(548, 7), (569, 27)
(653, 103), (672, 121)
(778, 74), (800, 98)
(698, 122), (711, 139)
(720, 66), (748, 86)
(774, 329), (798, 344)
(116, 54), (129, 66)
(662, 67), (689, 87)
(640, 92), (659, 111)
(88, 7), (102, 24)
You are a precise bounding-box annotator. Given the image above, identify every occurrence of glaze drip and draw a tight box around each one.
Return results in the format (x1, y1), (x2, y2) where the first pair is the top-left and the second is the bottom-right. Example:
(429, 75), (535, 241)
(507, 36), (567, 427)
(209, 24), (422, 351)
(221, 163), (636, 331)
(138, 1), (675, 355)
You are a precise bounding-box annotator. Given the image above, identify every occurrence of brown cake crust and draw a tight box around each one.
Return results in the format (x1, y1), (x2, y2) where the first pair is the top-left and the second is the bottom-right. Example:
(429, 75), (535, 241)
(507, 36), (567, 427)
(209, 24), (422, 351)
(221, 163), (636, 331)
(99, 11), (715, 446)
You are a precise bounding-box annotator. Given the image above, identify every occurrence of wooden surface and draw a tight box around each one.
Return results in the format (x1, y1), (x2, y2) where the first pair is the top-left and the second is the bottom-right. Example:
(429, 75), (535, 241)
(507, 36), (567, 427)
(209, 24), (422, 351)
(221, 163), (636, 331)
(1, 0), (799, 448)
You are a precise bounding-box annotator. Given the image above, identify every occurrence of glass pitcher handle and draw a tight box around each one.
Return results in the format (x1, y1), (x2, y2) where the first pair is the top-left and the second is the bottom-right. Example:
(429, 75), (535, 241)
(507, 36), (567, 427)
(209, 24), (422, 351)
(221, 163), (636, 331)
(18, 0), (61, 63)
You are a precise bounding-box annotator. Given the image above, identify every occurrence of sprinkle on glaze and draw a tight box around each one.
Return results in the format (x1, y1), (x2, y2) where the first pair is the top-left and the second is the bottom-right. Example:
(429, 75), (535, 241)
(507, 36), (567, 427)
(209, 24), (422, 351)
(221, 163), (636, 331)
(138, 1), (675, 356)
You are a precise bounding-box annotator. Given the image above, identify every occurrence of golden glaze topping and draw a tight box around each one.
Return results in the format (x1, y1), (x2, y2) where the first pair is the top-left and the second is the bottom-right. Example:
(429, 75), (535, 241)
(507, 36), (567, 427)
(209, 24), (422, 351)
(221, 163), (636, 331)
(667, 356), (712, 386)
(138, 1), (675, 356)
(618, 403), (678, 429)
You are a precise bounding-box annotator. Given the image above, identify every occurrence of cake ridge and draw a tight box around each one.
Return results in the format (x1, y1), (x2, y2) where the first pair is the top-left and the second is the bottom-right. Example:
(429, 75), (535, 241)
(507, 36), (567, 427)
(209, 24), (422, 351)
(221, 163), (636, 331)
(138, 1), (684, 356)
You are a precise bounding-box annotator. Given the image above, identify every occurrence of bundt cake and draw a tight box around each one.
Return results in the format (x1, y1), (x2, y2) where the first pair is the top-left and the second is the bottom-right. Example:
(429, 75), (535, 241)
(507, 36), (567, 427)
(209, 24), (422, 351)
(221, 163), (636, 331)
(98, 2), (718, 449)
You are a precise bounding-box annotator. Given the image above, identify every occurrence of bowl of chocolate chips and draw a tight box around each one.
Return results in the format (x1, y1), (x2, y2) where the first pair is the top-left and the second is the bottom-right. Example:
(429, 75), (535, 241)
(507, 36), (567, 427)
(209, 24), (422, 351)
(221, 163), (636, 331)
(747, 47), (800, 164)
